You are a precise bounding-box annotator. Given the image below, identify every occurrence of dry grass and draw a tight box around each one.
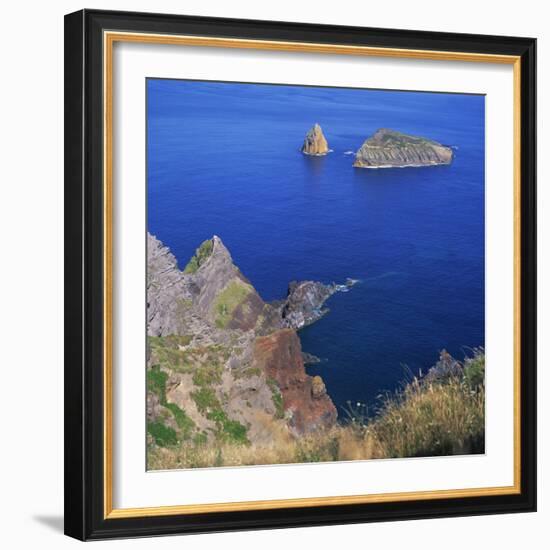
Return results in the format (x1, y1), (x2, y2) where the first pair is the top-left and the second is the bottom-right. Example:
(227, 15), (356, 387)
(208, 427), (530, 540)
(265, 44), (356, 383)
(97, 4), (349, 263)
(369, 377), (485, 458)
(148, 424), (380, 470)
(148, 351), (485, 469)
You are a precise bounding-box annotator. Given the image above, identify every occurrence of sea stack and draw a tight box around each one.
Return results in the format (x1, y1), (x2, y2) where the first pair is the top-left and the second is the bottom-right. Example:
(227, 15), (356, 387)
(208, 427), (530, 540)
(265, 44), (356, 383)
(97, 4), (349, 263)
(353, 128), (453, 168)
(301, 123), (329, 156)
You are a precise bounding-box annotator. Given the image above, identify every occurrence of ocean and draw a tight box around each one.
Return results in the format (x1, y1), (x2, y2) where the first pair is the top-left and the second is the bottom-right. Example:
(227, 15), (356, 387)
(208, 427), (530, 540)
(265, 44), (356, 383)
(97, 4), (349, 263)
(147, 78), (485, 417)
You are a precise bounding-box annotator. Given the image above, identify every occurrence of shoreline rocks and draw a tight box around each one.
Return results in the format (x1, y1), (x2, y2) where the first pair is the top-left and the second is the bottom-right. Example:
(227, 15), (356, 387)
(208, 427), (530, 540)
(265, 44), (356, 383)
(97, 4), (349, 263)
(281, 280), (334, 329)
(281, 278), (359, 330)
(302, 351), (322, 365)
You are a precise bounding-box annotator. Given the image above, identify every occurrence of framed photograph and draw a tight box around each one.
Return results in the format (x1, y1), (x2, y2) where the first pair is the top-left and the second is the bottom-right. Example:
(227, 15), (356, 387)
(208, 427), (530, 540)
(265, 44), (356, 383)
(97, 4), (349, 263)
(64, 9), (536, 540)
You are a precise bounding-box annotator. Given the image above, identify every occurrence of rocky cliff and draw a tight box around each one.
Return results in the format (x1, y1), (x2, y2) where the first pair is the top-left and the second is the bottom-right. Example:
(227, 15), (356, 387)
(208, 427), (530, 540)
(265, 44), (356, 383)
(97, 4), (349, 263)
(147, 233), (344, 453)
(252, 329), (337, 434)
(280, 279), (357, 329)
(301, 123), (329, 156)
(147, 233), (194, 336)
(353, 128), (453, 168)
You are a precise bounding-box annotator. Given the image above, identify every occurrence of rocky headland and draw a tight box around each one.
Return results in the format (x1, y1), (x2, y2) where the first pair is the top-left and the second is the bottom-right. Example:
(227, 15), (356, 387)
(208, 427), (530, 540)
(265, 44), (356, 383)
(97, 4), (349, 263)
(146, 233), (355, 451)
(353, 128), (453, 168)
(280, 278), (358, 330)
(301, 123), (329, 156)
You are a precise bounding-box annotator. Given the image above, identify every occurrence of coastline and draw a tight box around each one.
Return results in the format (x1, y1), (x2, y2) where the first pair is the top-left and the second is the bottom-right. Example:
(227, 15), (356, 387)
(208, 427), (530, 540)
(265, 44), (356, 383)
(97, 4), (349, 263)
(354, 161), (452, 169)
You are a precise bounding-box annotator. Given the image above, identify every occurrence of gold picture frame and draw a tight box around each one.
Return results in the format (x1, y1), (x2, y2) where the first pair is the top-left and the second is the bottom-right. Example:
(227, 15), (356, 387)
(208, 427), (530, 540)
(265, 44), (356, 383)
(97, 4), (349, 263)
(65, 9), (536, 540)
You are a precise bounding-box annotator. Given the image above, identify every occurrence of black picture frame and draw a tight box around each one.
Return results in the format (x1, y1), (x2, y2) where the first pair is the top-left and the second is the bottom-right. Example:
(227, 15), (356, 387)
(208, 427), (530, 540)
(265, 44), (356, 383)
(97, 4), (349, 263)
(64, 8), (537, 541)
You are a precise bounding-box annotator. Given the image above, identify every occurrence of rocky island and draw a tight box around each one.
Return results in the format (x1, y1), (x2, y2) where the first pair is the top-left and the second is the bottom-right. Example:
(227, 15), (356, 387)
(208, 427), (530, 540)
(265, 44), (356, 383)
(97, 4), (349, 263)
(301, 123), (329, 156)
(147, 233), (357, 455)
(353, 128), (453, 168)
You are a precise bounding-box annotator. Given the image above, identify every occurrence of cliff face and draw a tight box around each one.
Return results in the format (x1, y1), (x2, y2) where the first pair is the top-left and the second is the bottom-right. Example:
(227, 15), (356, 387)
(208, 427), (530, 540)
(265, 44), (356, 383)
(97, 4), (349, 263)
(253, 329), (337, 434)
(146, 233), (338, 450)
(147, 233), (193, 336)
(301, 123), (329, 156)
(354, 128), (453, 168)
(188, 236), (266, 331)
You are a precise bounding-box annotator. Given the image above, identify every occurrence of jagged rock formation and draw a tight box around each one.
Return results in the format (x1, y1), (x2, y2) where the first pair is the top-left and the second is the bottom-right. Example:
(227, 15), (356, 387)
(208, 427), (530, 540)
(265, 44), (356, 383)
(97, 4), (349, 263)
(301, 123), (329, 156)
(353, 128), (453, 168)
(146, 233), (345, 451)
(424, 349), (463, 382)
(252, 329), (337, 435)
(187, 236), (266, 331)
(281, 281), (335, 329)
(281, 279), (358, 329)
(147, 233), (194, 336)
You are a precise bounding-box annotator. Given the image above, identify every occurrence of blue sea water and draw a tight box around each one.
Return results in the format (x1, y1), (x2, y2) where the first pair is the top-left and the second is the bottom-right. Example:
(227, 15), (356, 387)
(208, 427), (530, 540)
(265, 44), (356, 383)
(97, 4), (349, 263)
(147, 79), (485, 417)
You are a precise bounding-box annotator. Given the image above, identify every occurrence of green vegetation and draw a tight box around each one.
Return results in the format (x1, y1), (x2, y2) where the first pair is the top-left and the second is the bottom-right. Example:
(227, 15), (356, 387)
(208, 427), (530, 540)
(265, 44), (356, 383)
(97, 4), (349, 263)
(463, 352), (485, 390)
(164, 402), (195, 440)
(148, 350), (485, 469)
(149, 336), (229, 377)
(148, 335), (194, 373)
(267, 378), (285, 419)
(192, 361), (223, 387)
(147, 332), (252, 451)
(190, 387), (220, 414)
(147, 365), (168, 404)
(190, 387), (249, 445)
(147, 421), (178, 447)
(209, 410), (249, 445)
(147, 363), (196, 446)
(213, 280), (253, 328)
(164, 334), (193, 347)
(371, 129), (438, 147)
(183, 239), (214, 274)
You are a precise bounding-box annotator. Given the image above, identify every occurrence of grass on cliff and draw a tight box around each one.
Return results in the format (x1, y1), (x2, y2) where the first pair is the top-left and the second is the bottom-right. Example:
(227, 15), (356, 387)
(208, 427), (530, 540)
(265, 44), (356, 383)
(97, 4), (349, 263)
(368, 352), (485, 457)
(147, 335), (250, 450)
(148, 350), (485, 469)
(369, 129), (440, 147)
(149, 335), (228, 376)
(267, 378), (285, 419)
(148, 335), (193, 373)
(213, 280), (254, 328)
(183, 239), (213, 274)
(190, 386), (250, 445)
(147, 364), (197, 446)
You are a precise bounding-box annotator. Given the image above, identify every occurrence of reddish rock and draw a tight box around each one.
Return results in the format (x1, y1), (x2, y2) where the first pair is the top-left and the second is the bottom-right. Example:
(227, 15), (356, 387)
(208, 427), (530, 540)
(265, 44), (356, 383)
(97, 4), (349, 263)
(253, 329), (337, 434)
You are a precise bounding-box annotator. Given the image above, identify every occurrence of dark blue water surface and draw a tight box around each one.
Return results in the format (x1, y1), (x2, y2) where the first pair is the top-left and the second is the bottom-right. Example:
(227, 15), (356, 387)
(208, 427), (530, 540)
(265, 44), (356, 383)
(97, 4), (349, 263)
(147, 79), (485, 416)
